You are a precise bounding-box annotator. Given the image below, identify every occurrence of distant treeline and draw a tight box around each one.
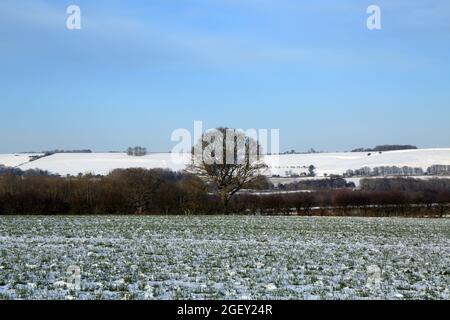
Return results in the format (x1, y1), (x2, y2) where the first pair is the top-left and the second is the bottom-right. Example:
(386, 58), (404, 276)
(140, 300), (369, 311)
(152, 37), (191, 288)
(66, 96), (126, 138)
(351, 145), (417, 152)
(23, 149), (93, 155)
(360, 177), (450, 192)
(25, 149), (93, 162)
(343, 164), (450, 178)
(233, 177), (450, 216)
(277, 178), (355, 190)
(0, 169), (449, 216)
(0, 166), (55, 177)
(346, 166), (425, 177)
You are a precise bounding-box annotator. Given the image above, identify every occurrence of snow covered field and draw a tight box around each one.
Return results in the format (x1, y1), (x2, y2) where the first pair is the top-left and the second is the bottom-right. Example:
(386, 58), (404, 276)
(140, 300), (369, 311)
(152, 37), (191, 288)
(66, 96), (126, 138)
(17, 153), (188, 176)
(0, 216), (448, 300)
(2, 148), (450, 177)
(264, 148), (450, 177)
(0, 154), (41, 168)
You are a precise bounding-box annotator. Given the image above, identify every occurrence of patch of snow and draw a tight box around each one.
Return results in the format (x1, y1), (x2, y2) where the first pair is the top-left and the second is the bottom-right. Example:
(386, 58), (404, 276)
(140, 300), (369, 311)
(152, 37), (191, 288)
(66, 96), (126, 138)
(0, 216), (448, 300)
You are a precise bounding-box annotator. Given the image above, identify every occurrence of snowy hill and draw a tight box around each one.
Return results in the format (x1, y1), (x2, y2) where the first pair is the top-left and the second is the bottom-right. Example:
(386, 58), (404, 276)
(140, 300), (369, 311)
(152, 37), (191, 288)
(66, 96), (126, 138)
(16, 153), (188, 176)
(0, 154), (42, 168)
(1, 148), (450, 177)
(264, 148), (450, 177)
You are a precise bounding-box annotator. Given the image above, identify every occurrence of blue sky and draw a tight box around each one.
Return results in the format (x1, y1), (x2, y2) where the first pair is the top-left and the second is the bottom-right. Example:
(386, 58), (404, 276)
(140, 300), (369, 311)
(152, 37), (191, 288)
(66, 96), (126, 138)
(1, 0), (449, 153)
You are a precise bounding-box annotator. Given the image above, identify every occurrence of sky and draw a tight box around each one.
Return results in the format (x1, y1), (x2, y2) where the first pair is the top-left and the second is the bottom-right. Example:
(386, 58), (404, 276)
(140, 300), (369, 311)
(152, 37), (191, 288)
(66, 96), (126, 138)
(0, 0), (449, 153)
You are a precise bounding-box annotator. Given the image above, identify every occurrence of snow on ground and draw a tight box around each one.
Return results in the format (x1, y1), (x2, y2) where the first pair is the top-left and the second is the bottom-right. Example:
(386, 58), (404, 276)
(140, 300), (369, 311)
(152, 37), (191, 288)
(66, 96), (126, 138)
(4, 148), (450, 177)
(0, 154), (41, 168)
(18, 153), (188, 176)
(264, 148), (450, 177)
(0, 216), (448, 300)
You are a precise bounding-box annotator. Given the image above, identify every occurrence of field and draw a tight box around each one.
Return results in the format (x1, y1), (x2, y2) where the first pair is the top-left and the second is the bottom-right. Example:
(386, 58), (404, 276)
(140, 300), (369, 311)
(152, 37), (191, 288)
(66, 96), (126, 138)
(0, 154), (41, 168)
(0, 216), (448, 300)
(3, 148), (450, 177)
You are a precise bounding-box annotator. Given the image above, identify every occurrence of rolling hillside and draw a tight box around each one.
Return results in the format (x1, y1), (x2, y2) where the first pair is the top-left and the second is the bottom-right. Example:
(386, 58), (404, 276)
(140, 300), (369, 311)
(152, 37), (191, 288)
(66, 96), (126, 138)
(2, 148), (450, 177)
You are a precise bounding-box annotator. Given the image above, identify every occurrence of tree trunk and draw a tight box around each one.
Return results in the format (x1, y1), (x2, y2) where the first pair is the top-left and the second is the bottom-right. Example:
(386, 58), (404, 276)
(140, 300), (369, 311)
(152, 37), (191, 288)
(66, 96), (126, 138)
(220, 191), (230, 214)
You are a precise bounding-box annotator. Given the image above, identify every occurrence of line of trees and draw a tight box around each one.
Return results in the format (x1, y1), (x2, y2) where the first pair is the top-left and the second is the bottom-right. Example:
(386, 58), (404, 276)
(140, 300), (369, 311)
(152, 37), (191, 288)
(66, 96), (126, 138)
(345, 166), (425, 177)
(360, 177), (450, 192)
(351, 145), (417, 152)
(277, 177), (355, 190)
(0, 166), (55, 177)
(0, 170), (449, 216)
(0, 169), (211, 215)
(345, 165), (450, 177)
(230, 190), (450, 217)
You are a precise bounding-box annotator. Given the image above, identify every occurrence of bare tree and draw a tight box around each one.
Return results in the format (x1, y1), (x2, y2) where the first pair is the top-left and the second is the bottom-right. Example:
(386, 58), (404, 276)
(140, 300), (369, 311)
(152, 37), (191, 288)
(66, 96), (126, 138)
(188, 127), (267, 213)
